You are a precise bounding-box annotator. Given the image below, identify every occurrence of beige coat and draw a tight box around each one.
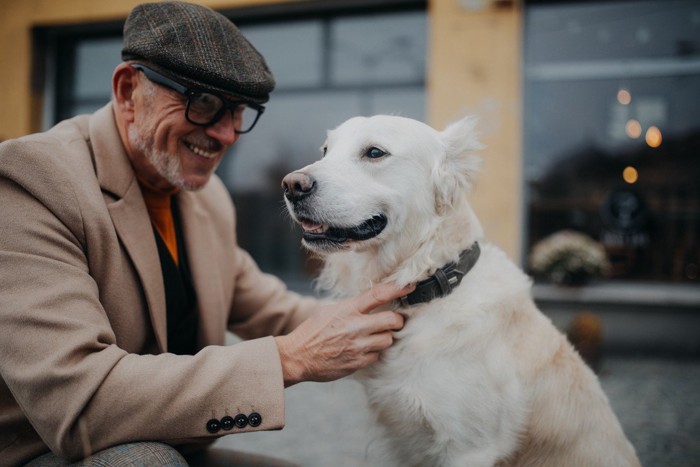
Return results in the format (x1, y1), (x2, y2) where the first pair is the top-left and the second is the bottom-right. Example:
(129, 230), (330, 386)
(0, 104), (315, 465)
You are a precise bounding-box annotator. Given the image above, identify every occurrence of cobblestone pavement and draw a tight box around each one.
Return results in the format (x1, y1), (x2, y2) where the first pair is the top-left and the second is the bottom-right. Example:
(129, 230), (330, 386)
(599, 356), (700, 467)
(216, 355), (700, 466)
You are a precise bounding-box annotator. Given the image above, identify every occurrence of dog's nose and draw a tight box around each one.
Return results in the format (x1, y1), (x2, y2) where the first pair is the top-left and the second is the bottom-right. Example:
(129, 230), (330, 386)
(282, 172), (317, 201)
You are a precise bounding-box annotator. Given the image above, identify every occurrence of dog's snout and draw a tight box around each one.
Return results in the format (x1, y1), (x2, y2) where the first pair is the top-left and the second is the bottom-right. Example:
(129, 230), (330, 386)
(282, 172), (317, 201)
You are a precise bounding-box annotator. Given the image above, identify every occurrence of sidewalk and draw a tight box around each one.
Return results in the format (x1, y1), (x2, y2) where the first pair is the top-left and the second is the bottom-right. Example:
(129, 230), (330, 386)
(215, 355), (700, 466)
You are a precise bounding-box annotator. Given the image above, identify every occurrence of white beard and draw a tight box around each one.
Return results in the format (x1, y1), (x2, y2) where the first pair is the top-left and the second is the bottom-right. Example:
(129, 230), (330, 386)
(128, 121), (201, 191)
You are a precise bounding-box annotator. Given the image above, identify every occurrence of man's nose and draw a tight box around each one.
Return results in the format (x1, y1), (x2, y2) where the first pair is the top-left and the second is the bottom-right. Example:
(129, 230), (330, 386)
(205, 110), (238, 146)
(281, 171), (317, 201)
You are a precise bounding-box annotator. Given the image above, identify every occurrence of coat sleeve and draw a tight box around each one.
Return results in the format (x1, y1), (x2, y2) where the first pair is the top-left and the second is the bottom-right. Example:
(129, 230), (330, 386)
(0, 140), (288, 461)
(226, 246), (320, 339)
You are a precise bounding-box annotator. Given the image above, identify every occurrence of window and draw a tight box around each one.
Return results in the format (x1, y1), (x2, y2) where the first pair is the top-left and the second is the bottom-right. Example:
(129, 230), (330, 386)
(43, 3), (427, 290)
(524, 0), (700, 284)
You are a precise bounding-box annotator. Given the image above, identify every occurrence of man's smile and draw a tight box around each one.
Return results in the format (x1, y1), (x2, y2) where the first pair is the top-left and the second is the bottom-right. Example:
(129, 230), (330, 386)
(184, 140), (220, 160)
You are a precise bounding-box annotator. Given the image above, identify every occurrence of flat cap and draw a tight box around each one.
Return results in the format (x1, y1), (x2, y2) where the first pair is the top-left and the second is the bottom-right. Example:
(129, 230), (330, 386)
(122, 1), (275, 104)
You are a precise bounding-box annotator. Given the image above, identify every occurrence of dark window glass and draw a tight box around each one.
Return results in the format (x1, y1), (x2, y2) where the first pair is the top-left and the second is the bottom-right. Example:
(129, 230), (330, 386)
(524, 0), (700, 284)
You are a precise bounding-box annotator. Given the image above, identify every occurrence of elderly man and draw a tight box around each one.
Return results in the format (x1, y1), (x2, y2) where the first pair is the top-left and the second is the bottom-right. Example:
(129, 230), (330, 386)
(0, 2), (411, 465)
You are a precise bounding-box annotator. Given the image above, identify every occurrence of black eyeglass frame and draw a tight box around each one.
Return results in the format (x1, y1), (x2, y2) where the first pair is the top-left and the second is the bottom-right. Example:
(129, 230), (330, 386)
(131, 63), (265, 134)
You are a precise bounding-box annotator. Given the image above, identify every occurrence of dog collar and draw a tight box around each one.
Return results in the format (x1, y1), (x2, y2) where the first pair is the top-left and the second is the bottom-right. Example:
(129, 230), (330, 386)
(399, 242), (480, 307)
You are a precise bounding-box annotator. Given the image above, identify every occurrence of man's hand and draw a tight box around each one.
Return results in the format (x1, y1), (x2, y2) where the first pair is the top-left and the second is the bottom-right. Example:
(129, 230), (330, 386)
(275, 283), (414, 387)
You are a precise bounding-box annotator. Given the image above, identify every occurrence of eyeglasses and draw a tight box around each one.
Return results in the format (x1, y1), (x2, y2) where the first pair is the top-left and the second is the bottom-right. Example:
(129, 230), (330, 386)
(131, 63), (265, 134)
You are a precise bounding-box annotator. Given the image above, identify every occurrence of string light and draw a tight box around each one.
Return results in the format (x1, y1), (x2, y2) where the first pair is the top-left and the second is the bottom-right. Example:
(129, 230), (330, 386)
(625, 119), (642, 139)
(617, 89), (632, 105)
(623, 166), (639, 184)
(646, 126), (662, 148)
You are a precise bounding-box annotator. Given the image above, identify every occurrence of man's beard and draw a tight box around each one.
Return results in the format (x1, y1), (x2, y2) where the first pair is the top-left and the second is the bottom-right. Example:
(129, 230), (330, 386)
(128, 122), (204, 191)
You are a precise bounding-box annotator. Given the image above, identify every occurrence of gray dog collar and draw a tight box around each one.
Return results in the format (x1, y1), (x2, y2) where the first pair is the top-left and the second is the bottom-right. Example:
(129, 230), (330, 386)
(400, 242), (480, 307)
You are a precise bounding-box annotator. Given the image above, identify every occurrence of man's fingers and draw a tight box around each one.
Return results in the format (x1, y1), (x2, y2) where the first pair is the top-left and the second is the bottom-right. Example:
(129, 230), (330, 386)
(366, 310), (404, 333)
(364, 331), (395, 353)
(357, 282), (415, 314)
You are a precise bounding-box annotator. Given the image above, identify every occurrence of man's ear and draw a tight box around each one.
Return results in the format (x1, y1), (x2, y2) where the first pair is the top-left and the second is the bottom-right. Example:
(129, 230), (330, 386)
(112, 63), (138, 123)
(432, 116), (483, 214)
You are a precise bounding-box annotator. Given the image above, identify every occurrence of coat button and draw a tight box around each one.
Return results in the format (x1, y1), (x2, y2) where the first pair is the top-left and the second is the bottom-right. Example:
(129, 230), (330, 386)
(206, 418), (221, 433)
(221, 415), (234, 430)
(249, 412), (262, 427)
(234, 413), (248, 428)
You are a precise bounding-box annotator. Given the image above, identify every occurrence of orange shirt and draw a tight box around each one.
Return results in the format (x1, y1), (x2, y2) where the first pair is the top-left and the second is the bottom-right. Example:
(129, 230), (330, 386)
(138, 180), (180, 267)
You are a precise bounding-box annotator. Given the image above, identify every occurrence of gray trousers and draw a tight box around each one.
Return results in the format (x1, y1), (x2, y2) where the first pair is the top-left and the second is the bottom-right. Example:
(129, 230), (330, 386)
(24, 442), (298, 466)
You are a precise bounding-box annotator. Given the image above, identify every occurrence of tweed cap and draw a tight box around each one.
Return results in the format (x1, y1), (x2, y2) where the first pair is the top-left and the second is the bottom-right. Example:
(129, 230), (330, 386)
(122, 1), (275, 104)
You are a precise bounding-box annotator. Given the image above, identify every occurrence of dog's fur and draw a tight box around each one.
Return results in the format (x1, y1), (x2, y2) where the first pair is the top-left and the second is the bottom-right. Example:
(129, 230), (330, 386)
(283, 116), (640, 467)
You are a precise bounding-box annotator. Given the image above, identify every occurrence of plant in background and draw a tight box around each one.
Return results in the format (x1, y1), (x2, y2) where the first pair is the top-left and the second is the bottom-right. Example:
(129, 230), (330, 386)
(529, 230), (610, 286)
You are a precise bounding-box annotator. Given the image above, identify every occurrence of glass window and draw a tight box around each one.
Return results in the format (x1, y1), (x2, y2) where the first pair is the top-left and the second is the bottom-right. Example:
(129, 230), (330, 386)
(330, 11), (426, 85)
(53, 37), (122, 122)
(73, 38), (122, 100)
(524, 0), (700, 284)
(240, 21), (324, 89)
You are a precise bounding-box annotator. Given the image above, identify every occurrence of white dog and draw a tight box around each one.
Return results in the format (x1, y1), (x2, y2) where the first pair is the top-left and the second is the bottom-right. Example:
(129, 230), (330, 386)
(282, 115), (640, 467)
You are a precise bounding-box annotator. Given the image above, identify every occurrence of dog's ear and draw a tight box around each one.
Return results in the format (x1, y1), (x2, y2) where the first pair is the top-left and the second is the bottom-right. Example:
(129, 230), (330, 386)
(432, 116), (482, 214)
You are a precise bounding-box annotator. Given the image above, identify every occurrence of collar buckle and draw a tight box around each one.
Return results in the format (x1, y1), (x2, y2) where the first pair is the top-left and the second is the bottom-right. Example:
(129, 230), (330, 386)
(399, 242), (481, 307)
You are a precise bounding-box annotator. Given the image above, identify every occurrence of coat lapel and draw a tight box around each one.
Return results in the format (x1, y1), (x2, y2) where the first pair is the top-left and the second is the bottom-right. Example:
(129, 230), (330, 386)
(177, 191), (226, 346)
(88, 104), (168, 353)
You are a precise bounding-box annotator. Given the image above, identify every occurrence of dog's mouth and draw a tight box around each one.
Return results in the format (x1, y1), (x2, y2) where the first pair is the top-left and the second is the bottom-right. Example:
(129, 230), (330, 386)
(298, 214), (388, 245)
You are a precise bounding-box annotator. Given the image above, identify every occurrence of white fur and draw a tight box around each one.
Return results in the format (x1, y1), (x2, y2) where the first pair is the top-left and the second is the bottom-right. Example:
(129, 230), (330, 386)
(285, 115), (640, 467)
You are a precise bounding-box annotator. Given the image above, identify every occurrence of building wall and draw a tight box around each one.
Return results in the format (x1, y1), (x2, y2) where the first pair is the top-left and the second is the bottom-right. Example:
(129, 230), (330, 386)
(0, 0), (523, 260)
(429, 0), (522, 260)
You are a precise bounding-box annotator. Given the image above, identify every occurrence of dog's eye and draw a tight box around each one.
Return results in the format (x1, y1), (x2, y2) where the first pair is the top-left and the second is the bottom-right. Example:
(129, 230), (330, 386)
(321, 146), (328, 157)
(365, 147), (387, 159)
